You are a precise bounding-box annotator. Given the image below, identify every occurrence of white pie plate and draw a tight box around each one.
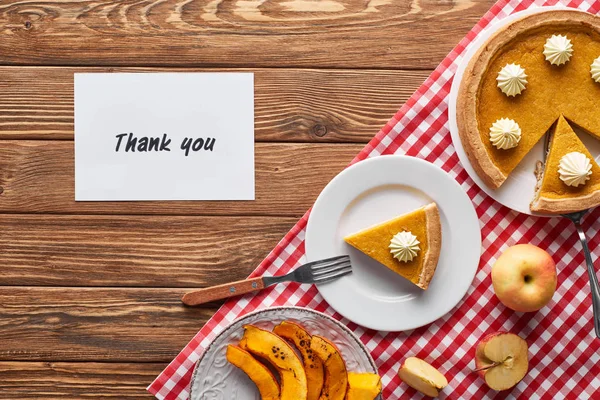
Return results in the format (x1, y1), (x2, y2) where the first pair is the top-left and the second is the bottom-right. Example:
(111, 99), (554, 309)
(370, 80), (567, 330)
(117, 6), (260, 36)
(448, 5), (600, 216)
(190, 306), (379, 400)
(305, 155), (481, 332)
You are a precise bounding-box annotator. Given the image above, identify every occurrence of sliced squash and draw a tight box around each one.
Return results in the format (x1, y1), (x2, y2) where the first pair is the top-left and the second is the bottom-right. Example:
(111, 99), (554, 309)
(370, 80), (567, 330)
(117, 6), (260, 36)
(310, 335), (348, 400)
(239, 324), (308, 400)
(273, 321), (325, 400)
(226, 345), (280, 400)
(345, 372), (382, 400)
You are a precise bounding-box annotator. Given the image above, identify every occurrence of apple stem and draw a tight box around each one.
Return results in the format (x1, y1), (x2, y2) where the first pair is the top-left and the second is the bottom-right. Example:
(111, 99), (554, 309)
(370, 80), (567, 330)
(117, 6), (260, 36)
(472, 361), (502, 372)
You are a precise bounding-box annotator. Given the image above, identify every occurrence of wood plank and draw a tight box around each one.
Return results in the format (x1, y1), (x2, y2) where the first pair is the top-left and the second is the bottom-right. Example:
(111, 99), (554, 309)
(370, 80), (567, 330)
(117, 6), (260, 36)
(0, 287), (217, 362)
(0, 362), (160, 398)
(0, 141), (361, 216)
(0, 0), (494, 68)
(0, 214), (295, 287)
(0, 66), (427, 142)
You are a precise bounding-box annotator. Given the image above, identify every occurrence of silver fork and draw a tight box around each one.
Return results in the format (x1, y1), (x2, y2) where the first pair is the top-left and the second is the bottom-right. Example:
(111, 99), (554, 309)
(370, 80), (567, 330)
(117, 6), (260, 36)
(181, 255), (352, 306)
(562, 211), (600, 339)
(542, 133), (600, 339)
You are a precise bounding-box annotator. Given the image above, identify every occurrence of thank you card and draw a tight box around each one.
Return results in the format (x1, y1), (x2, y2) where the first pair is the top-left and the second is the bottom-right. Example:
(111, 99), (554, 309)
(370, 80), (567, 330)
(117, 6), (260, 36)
(74, 72), (254, 201)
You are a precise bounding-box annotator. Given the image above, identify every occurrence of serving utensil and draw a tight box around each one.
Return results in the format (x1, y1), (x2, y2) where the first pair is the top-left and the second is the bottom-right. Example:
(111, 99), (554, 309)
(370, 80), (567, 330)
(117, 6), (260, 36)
(182, 255), (352, 306)
(543, 133), (600, 339)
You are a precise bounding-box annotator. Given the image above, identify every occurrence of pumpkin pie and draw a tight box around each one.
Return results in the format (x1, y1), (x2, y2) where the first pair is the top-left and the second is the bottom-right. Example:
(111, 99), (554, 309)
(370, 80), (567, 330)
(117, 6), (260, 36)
(457, 10), (600, 189)
(531, 115), (600, 214)
(343, 203), (441, 290)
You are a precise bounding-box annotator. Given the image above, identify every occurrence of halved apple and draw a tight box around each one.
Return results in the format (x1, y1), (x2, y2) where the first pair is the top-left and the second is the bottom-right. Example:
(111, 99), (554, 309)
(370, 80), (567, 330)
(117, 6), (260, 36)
(239, 325), (308, 400)
(474, 332), (528, 391)
(398, 357), (448, 397)
(310, 335), (348, 400)
(346, 372), (382, 400)
(273, 321), (324, 400)
(226, 344), (280, 400)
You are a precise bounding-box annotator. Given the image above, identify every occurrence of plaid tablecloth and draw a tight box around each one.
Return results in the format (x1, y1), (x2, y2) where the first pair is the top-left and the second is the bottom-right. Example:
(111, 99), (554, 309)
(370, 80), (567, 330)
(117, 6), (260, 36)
(149, 0), (600, 398)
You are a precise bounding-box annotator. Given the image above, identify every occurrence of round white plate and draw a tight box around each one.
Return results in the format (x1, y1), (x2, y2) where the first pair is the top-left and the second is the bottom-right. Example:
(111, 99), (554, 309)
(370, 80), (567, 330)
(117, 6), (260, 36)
(305, 155), (481, 332)
(448, 5), (600, 216)
(190, 306), (378, 400)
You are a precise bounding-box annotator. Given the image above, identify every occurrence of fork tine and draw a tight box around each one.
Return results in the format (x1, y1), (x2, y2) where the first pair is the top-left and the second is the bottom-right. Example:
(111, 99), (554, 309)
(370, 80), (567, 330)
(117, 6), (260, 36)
(313, 265), (352, 278)
(309, 256), (351, 271)
(311, 261), (352, 276)
(313, 268), (352, 284)
(313, 269), (352, 283)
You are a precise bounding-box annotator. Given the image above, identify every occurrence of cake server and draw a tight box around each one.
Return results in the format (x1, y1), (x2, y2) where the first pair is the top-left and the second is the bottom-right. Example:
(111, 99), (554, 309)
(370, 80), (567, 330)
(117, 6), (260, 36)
(543, 133), (600, 339)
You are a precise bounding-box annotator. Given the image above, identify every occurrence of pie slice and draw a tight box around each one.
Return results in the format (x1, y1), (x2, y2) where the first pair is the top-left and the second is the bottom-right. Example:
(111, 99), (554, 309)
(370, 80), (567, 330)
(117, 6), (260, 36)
(343, 203), (442, 290)
(531, 116), (600, 214)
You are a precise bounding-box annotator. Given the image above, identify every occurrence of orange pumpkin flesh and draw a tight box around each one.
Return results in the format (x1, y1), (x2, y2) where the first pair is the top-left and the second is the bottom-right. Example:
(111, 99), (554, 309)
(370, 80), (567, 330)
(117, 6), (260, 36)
(310, 335), (348, 400)
(226, 345), (280, 400)
(239, 324), (308, 400)
(273, 321), (325, 400)
(345, 372), (382, 400)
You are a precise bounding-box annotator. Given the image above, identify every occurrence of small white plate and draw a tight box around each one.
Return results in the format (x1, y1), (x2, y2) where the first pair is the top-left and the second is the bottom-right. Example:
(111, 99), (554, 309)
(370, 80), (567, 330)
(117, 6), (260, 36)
(190, 306), (378, 400)
(448, 5), (600, 216)
(305, 155), (481, 332)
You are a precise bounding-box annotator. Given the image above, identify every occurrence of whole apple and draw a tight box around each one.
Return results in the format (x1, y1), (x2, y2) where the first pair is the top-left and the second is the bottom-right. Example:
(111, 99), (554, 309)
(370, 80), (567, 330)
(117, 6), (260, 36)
(492, 244), (556, 312)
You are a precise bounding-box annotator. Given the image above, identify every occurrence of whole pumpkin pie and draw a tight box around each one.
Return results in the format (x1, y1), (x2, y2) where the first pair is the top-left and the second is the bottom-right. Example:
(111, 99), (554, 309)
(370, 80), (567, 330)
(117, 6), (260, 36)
(343, 203), (441, 290)
(531, 115), (600, 214)
(457, 10), (600, 190)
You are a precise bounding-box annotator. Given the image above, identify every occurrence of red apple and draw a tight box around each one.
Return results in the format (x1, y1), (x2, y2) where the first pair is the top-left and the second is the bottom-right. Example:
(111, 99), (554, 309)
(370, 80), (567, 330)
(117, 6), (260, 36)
(491, 244), (556, 312)
(474, 332), (528, 391)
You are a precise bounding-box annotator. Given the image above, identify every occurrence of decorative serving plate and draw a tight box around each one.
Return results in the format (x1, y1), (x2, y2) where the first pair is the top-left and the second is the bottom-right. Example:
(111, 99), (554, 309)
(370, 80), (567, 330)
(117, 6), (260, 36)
(190, 306), (379, 400)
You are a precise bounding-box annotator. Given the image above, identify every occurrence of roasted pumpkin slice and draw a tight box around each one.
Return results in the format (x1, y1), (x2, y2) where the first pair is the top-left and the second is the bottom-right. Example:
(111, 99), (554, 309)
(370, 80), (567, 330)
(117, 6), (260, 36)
(226, 345), (280, 400)
(346, 372), (382, 400)
(273, 321), (325, 400)
(310, 335), (348, 400)
(239, 325), (308, 400)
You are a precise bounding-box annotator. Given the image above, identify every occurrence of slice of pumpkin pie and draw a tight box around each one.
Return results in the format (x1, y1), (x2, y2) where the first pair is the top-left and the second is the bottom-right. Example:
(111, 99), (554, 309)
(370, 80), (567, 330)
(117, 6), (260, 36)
(531, 115), (600, 214)
(344, 203), (442, 290)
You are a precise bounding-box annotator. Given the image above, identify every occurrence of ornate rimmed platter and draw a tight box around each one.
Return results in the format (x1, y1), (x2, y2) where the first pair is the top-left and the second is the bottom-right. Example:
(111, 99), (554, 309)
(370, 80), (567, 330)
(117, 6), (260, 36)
(190, 306), (379, 400)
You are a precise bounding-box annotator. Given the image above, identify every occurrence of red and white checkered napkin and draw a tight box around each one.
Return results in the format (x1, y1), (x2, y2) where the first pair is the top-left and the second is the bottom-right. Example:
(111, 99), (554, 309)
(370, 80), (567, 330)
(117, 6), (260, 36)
(149, 0), (600, 398)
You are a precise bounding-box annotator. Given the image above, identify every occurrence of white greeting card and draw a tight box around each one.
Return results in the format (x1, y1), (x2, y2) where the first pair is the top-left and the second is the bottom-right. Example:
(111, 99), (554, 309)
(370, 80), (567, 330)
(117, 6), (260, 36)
(74, 73), (254, 201)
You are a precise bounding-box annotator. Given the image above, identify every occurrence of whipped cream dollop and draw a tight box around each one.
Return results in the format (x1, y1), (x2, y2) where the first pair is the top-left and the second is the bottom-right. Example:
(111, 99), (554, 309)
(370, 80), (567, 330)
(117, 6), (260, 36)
(559, 152), (592, 187)
(489, 118), (521, 150)
(497, 63), (528, 96)
(591, 56), (600, 83)
(543, 34), (573, 66)
(389, 231), (420, 263)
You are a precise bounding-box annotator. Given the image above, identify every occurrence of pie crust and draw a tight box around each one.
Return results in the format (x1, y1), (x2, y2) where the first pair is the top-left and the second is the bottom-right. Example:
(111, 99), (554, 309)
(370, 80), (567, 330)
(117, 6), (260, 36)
(419, 203), (442, 289)
(532, 190), (600, 214)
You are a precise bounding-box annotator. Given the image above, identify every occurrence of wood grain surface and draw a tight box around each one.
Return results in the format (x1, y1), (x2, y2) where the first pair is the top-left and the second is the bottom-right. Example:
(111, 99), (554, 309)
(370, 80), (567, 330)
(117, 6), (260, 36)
(0, 214), (295, 287)
(0, 362), (163, 398)
(0, 141), (361, 216)
(0, 0), (493, 68)
(0, 67), (427, 142)
(0, 288), (217, 362)
(0, 0), (494, 397)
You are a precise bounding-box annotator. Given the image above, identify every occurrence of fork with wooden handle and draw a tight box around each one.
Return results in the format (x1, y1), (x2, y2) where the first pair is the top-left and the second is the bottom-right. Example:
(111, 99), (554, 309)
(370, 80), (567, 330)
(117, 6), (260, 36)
(181, 255), (352, 306)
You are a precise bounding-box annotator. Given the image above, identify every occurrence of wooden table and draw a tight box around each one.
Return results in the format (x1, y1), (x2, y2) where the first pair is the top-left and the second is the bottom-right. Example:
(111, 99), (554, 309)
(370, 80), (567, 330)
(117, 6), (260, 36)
(0, 1), (495, 397)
